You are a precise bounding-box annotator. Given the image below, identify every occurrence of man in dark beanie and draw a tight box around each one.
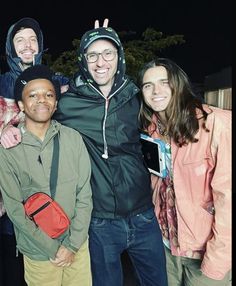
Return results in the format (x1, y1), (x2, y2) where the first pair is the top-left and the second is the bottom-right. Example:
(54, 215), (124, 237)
(0, 17), (68, 286)
(14, 64), (61, 103)
(0, 64), (93, 286)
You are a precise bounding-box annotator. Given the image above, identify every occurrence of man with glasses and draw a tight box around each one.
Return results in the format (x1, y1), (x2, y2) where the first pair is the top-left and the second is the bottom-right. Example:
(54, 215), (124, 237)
(53, 26), (168, 286)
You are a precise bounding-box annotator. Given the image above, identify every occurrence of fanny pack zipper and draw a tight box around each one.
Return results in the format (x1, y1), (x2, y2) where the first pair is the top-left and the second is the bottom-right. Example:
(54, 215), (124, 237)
(29, 201), (51, 218)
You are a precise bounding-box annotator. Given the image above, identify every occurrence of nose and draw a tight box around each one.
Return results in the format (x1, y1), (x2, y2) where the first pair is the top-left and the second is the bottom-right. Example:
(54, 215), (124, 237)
(96, 53), (105, 65)
(24, 39), (32, 48)
(153, 83), (161, 94)
(37, 94), (46, 103)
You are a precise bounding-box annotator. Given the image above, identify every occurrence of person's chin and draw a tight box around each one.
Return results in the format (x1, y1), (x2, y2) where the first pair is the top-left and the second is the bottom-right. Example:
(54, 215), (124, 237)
(21, 61), (34, 69)
(24, 60), (33, 64)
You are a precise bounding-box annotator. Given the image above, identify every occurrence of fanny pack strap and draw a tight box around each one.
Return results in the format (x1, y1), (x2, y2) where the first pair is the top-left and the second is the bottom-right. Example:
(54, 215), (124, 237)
(50, 135), (59, 199)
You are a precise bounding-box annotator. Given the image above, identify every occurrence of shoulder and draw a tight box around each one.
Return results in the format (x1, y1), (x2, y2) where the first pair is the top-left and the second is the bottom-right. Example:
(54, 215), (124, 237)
(0, 72), (13, 84)
(52, 73), (69, 85)
(202, 106), (231, 146)
(124, 76), (139, 91)
(204, 105), (231, 126)
(0, 143), (21, 166)
(58, 125), (87, 154)
(0, 72), (15, 99)
(115, 77), (140, 103)
(58, 123), (83, 140)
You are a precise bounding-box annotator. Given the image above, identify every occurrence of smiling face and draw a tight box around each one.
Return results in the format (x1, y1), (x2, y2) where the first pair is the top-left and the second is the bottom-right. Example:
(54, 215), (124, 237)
(13, 28), (39, 67)
(141, 66), (172, 118)
(86, 39), (118, 97)
(18, 79), (57, 129)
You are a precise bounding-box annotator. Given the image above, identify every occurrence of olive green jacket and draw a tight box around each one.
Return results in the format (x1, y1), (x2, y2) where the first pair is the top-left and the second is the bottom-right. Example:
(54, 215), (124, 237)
(0, 120), (92, 261)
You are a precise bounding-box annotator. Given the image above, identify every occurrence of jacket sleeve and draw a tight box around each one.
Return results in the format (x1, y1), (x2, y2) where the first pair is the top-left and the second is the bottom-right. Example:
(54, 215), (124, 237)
(61, 134), (93, 252)
(0, 147), (60, 259)
(0, 191), (6, 217)
(52, 74), (69, 86)
(0, 97), (23, 136)
(201, 110), (232, 280)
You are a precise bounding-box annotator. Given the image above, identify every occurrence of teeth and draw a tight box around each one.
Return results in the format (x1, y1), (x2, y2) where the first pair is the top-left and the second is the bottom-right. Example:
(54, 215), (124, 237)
(96, 70), (106, 74)
(21, 51), (33, 55)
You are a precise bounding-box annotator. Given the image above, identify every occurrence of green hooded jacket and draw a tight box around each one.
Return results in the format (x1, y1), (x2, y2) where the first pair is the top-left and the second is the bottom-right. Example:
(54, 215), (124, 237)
(0, 121), (92, 260)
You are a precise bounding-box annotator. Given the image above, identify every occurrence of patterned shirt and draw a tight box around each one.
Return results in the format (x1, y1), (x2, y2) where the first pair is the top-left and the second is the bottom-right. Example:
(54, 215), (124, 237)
(158, 141), (204, 259)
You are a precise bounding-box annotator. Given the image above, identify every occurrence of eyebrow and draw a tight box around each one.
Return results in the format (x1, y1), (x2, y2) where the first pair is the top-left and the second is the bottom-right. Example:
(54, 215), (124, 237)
(142, 78), (168, 85)
(14, 35), (37, 40)
(87, 48), (114, 53)
(142, 81), (153, 87)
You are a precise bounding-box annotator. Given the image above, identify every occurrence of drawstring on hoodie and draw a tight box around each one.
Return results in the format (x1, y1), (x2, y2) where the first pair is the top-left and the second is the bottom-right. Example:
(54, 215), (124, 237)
(88, 79), (128, 160)
(102, 98), (109, 159)
(79, 27), (127, 160)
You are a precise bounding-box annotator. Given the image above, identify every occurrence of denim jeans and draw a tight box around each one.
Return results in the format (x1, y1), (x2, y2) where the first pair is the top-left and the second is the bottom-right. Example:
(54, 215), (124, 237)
(89, 207), (168, 286)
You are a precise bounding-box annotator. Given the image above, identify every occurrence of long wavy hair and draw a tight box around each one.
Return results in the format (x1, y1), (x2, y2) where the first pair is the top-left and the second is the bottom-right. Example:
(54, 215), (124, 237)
(138, 58), (210, 146)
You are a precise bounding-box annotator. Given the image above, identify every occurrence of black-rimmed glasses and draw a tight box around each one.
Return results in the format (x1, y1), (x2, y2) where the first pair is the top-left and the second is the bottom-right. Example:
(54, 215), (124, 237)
(85, 49), (117, 63)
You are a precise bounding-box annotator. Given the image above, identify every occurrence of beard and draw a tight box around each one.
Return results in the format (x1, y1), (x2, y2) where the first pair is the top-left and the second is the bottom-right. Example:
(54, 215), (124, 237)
(20, 60), (34, 71)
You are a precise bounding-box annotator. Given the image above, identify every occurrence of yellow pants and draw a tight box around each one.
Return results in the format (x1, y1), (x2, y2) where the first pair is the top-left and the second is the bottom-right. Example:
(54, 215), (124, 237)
(24, 240), (92, 286)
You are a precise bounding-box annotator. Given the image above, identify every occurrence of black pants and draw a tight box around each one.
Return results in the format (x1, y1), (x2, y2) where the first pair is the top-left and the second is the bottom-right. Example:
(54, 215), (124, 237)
(0, 219), (27, 286)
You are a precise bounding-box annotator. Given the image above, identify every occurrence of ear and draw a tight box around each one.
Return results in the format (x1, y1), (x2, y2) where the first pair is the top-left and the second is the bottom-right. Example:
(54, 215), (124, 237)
(18, 101), (24, 112)
(94, 18), (109, 29)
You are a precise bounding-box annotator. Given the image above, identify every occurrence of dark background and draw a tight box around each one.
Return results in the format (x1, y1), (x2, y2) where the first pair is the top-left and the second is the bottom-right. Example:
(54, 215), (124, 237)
(0, 0), (232, 83)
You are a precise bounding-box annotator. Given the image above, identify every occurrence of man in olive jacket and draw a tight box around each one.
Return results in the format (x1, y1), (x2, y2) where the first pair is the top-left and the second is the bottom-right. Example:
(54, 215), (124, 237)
(54, 26), (167, 286)
(0, 65), (92, 286)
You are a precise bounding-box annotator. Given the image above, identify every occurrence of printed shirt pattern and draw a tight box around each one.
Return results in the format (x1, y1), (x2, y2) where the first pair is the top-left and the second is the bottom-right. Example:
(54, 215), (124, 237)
(158, 142), (204, 259)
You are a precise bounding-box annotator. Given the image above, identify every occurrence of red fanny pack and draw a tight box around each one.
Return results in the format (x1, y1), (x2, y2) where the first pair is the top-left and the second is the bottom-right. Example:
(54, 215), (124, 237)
(24, 192), (70, 238)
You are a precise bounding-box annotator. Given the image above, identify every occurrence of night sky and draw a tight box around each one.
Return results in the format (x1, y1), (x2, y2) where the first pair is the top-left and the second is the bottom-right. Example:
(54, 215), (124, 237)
(0, 0), (232, 83)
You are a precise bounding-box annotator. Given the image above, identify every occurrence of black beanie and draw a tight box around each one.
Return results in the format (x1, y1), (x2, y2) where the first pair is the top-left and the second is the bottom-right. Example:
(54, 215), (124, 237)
(14, 64), (60, 102)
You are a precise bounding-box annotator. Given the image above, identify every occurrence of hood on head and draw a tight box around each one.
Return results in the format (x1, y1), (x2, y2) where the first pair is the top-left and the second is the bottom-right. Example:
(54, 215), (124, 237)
(6, 17), (44, 77)
(77, 27), (126, 94)
(83, 28), (121, 50)
(7, 17), (43, 58)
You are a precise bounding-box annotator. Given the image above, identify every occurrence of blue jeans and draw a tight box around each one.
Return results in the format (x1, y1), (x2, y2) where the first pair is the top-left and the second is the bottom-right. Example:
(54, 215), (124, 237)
(89, 208), (168, 286)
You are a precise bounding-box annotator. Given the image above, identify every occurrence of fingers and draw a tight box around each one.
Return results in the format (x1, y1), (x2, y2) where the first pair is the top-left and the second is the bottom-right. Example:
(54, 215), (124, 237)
(0, 126), (21, 148)
(103, 18), (109, 27)
(50, 258), (72, 267)
(56, 261), (72, 267)
(60, 84), (69, 93)
(94, 18), (109, 29)
(94, 20), (99, 29)
(51, 246), (75, 268)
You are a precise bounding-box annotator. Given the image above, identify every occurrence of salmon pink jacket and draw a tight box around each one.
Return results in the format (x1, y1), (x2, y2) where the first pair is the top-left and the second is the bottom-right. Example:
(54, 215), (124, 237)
(149, 105), (231, 280)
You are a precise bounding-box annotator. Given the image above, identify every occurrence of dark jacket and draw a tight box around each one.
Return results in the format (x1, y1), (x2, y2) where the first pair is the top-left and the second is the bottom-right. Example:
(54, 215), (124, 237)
(54, 27), (153, 218)
(0, 17), (68, 100)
